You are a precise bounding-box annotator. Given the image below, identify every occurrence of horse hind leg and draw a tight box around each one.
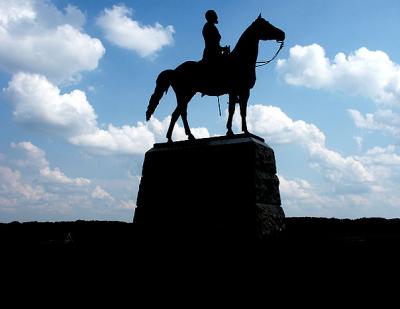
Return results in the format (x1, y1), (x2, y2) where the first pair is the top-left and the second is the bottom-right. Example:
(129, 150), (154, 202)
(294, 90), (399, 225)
(226, 93), (237, 136)
(181, 109), (195, 141)
(166, 93), (195, 142)
(166, 107), (180, 143)
(180, 94), (196, 141)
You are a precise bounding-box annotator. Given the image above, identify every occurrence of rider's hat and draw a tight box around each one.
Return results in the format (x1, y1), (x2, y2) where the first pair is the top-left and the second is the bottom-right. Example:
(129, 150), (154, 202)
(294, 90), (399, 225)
(205, 10), (218, 23)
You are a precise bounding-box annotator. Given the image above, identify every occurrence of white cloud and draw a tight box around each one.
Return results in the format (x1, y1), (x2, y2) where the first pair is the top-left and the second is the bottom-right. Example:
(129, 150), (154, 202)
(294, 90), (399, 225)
(5, 72), (97, 136)
(0, 165), (46, 201)
(278, 174), (332, 216)
(0, 141), (141, 220)
(69, 123), (156, 155)
(277, 44), (400, 139)
(358, 145), (400, 166)
(278, 144), (400, 217)
(91, 185), (113, 201)
(354, 136), (363, 151)
(0, 0), (104, 84)
(40, 166), (90, 186)
(241, 104), (325, 146)
(12, 141), (90, 186)
(97, 4), (174, 57)
(5, 72), (209, 155)
(69, 116), (210, 155)
(307, 143), (374, 188)
(240, 104), (373, 186)
(277, 44), (400, 106)
(348, 109), (400, 138)
(279, 175), (313, 200)
(11, 140), (48, 168)
(241, 104), (374, 189)
(118, 199), (136, 210)
(0, 0), (36, 25)
(277, 44), (333, 89)
(238, 104), (400, 217)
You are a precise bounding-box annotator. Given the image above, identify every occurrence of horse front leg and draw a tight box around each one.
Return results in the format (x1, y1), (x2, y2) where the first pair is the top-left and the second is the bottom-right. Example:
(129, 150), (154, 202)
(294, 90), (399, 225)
(226, 94), (236, 136)
(239, 89), (250, 135)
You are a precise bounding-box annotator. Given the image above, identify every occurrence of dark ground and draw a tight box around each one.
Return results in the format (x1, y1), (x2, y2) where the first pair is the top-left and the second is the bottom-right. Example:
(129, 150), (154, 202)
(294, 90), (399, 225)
(2, 217), (400, 297)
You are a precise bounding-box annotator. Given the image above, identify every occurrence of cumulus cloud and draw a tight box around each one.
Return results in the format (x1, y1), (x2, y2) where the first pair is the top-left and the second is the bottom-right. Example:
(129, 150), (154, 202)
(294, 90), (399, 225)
(240, 104), (374, 190)
(0, 0), (104, 83)
(69, 123), (156, 155)
(5, 72), (209, 155)
(279, 175), (314, 200)
(358, 145), (400, 166)
(97, 4), (174, 57)
(118, 199), (136, 210)
(11, 141), (90, 186)
(278, 175), (331, 216)
(276, 44), (400, 139)
(4, 72), (97, 135)
(277, 44), (400, 106)
(0, 141), (90, 214)
(348, 109), (400, 138)
(236, 103), (400, 216)
(69, 116), (210, 155)
(92, 185), (113, 201)
(0, 165), (46, 201)
(0, 0), (36, 25)
(0, 141), (140, 220)
(241, 104), (325, 146)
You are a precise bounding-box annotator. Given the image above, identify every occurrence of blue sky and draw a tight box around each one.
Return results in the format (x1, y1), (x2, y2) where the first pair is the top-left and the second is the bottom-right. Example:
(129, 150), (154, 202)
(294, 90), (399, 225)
(1, 0), (400, 222)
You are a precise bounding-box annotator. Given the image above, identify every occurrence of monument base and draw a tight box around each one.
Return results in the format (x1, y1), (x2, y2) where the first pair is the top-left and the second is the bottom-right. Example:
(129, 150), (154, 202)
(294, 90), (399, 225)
(133, 134), (285, 241)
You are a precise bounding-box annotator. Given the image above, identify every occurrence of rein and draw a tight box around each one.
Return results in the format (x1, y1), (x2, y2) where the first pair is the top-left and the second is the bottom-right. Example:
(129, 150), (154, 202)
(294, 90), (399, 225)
(256, 40), (284, 67)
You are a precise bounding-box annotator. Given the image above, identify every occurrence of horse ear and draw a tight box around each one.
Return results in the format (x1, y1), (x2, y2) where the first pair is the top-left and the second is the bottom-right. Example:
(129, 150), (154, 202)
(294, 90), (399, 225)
(258, 13), (262, 19)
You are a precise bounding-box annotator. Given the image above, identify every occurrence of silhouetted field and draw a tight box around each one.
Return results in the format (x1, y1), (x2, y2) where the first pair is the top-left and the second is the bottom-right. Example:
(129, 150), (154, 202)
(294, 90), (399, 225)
(2, 217), (399, 292)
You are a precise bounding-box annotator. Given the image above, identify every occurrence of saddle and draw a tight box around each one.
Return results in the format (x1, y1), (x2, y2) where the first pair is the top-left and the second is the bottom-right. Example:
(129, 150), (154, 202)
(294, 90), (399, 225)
(199, 52), (232, 96)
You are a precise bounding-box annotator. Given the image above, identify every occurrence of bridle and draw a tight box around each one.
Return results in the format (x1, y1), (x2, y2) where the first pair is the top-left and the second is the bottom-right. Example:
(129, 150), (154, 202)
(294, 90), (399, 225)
(256, 40), (284, 67)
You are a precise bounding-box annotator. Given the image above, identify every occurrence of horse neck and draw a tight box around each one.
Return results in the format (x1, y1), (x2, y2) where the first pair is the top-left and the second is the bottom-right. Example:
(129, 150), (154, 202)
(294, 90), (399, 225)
(231, 24), (259, 65)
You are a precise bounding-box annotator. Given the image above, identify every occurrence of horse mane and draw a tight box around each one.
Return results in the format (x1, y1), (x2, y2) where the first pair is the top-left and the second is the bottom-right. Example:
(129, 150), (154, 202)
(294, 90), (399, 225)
(231, 20), (258, 56)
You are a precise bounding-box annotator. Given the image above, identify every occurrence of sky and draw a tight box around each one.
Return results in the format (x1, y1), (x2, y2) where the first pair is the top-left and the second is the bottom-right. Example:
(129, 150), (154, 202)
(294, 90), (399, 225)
(1, 0), (400, 222)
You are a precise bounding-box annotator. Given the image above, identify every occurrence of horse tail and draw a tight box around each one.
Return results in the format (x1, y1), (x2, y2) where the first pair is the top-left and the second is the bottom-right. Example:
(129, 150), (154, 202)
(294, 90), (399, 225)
(146, 69), (174, 121)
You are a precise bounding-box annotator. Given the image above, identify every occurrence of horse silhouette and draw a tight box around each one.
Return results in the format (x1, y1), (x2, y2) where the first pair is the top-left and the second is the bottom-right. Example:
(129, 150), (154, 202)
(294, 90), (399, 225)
(146, 14), (285, 142)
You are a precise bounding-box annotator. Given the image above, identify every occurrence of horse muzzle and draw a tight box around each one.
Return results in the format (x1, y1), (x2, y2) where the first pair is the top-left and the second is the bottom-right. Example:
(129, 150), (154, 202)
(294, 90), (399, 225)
(277, 31), (285, 43)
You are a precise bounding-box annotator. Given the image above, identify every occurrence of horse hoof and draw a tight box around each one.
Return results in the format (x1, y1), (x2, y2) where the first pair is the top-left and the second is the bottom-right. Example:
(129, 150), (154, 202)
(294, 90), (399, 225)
(145, 111), (152, 121)
(167, 138), (173, 143)
(226, 130), (234, 137)
(188, 134), (196, 141)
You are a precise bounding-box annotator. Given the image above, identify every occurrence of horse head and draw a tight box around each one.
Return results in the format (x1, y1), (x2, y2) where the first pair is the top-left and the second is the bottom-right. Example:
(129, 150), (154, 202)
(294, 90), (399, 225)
(254, 14), (285, 42)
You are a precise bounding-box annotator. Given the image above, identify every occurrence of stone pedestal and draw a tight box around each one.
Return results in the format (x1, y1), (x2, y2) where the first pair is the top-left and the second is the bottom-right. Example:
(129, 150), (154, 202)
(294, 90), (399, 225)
(133, 134), (285, 240)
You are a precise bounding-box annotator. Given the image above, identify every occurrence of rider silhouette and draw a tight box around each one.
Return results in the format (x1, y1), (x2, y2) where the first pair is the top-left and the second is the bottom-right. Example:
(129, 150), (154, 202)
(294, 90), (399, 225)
(202, 10), (229, 63)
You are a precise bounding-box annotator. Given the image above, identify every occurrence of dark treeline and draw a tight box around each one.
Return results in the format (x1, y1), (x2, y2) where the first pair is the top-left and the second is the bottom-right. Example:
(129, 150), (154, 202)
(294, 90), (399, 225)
(1, 217), (400, 248)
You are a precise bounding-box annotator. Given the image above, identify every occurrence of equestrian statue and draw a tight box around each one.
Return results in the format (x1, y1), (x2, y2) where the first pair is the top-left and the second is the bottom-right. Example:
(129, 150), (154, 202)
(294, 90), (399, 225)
(146, 11), (285, 143)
